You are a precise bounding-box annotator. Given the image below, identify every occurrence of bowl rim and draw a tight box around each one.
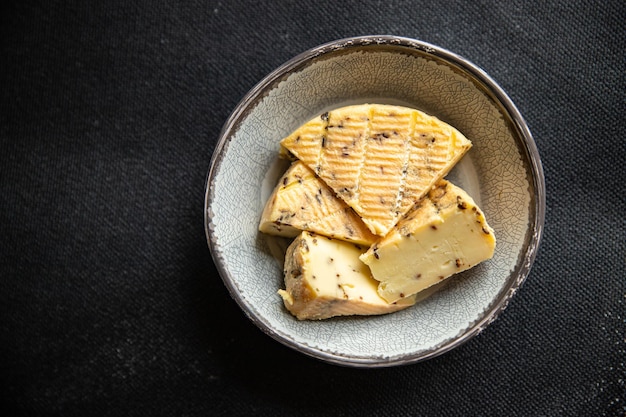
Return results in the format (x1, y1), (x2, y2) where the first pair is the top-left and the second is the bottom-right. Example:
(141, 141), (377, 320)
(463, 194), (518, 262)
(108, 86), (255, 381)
(204, 35), (546, 367)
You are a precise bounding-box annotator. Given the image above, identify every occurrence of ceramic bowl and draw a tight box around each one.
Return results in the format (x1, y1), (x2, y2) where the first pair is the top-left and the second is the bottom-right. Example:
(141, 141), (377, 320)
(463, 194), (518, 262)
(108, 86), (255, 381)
(204, 35), (545, 367)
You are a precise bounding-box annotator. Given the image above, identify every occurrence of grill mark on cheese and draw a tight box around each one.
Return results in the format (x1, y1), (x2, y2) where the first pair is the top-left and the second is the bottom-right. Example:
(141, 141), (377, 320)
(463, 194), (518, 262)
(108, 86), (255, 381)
(287, 118), (325, 166)
(314, 113), (330, 175)
(306, 207), (372, 243)
(358, 106), (408, 230)
(319, 109), (368, 205)
(278, 165), (330, 221)
(351, 106), (373, 207)
(393, 108), (415, 219)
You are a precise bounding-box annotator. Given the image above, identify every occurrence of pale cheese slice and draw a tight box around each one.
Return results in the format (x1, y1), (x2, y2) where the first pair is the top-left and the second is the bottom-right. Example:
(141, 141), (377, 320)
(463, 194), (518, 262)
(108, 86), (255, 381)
(279, 231), (416, 320)
(259, 161), (377, 245)
(360, 180), (496, 303)
(280, 104), (472, 236)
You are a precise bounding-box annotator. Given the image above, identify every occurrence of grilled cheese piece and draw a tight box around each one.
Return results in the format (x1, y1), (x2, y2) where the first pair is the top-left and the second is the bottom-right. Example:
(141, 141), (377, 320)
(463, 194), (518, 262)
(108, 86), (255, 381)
(259, 161), (377, 245)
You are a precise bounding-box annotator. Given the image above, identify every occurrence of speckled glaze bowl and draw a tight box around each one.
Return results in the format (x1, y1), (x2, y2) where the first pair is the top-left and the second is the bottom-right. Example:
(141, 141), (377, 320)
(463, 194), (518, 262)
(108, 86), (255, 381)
(204, 36), (545, 367)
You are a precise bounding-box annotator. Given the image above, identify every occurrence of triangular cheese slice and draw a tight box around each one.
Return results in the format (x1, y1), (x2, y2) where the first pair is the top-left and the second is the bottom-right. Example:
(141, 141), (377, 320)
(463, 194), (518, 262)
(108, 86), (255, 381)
(280, 104), (472, 236)
(259, 161), (377, 245)
(360, 180), (496, 303)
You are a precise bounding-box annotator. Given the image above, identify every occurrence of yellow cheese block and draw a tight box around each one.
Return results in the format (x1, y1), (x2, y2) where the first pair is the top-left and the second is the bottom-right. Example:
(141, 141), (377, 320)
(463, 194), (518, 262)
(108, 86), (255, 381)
(259, 161), (377, 245)
(279, 231), (416, 320)
(360, 180), (496, 303)
(280, 104), (472, 236)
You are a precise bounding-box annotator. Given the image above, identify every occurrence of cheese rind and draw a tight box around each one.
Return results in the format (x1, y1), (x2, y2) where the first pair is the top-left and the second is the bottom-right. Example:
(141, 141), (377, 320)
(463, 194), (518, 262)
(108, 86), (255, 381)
(279, 231), (416, 320)
(280, 104), (472, 236)
(259, 161), (377, 245)
(360, 180), (496, 303)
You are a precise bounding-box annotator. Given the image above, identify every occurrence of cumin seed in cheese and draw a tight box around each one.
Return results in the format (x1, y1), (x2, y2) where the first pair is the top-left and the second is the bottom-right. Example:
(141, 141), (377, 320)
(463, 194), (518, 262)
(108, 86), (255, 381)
(280, 104), (472, 236)
(278, 231), (416, 320)
(360, 180), (496, 304)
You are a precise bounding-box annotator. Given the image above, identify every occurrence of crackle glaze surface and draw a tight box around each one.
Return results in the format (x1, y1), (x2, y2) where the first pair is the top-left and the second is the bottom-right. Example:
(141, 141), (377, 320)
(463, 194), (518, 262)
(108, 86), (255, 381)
(205, 37), (544, 366)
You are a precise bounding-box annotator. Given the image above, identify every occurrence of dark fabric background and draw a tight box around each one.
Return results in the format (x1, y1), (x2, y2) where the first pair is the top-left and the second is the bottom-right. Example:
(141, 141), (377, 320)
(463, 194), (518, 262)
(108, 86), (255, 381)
(1, 1), (624, 416)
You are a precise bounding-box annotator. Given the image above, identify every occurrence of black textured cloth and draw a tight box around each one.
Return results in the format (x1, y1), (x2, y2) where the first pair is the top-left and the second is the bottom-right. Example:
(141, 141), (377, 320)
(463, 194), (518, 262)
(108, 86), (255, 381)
(1, 1), (624, 416)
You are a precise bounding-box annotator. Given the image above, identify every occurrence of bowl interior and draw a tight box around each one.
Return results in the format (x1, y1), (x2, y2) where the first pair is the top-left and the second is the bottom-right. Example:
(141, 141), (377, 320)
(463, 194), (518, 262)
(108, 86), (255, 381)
(206, 36), (544, 366)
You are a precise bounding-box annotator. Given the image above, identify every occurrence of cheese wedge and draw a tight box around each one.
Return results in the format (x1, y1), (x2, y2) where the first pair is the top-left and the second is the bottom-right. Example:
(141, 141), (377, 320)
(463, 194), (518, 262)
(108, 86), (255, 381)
(280, 104), (472, 236)
(259, 161), (377, 245)
(279, 231), (416, 320)
(360, 180), (496, 303)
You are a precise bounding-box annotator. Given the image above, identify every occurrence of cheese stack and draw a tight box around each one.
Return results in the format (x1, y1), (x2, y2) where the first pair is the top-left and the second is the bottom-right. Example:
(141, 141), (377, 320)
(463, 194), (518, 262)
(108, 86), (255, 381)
(259, 104), (496, 320)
